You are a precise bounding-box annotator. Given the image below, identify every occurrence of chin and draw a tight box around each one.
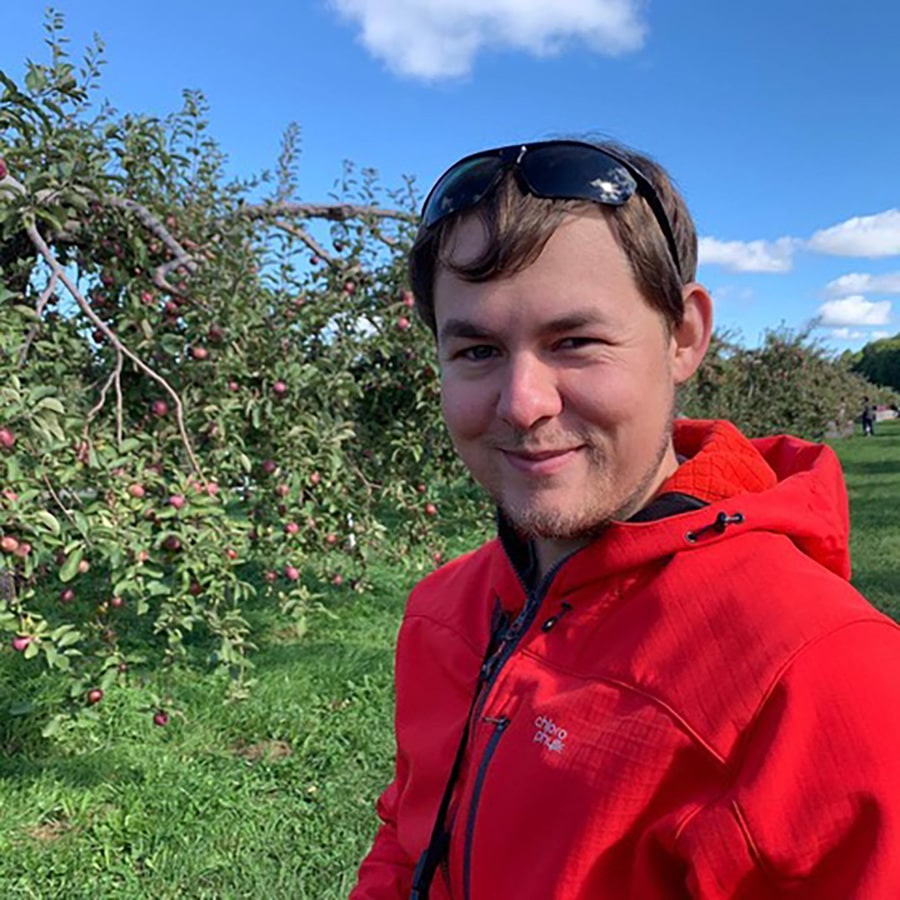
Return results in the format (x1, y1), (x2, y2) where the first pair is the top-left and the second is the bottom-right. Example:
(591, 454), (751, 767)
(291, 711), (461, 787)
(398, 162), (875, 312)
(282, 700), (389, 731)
(502, 503), (615, 543)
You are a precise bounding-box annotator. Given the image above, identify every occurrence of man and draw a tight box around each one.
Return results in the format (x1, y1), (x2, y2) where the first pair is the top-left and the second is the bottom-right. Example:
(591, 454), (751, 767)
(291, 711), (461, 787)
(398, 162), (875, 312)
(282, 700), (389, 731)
(350, 139), (900, 898)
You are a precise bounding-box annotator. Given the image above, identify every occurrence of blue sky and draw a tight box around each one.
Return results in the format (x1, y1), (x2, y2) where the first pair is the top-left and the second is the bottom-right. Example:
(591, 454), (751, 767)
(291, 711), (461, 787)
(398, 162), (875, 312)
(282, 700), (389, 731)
(3, 1), (900, 350)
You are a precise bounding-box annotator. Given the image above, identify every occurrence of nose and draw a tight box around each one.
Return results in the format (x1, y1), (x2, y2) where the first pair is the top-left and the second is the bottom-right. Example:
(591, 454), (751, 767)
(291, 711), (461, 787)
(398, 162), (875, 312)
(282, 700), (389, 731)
(496, 353), (563, 430)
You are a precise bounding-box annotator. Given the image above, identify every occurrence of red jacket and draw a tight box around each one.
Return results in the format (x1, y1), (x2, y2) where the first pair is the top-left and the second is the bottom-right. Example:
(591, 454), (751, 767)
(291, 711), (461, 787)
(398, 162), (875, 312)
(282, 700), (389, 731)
(351, 421), (900, 898)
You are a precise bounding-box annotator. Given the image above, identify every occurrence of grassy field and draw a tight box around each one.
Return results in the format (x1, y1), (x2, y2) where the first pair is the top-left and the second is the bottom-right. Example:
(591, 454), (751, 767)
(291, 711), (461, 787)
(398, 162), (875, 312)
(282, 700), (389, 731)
(0, 422), (898, 898)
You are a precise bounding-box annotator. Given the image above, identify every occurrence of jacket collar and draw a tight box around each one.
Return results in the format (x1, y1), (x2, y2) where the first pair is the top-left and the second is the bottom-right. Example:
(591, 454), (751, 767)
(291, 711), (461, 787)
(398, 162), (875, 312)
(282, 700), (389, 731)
(497, 419), (779, 594)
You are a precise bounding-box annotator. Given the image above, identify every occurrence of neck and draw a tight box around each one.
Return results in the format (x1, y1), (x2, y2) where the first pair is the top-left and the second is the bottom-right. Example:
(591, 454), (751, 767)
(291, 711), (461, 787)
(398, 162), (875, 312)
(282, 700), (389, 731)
(531, 441), (681, 581)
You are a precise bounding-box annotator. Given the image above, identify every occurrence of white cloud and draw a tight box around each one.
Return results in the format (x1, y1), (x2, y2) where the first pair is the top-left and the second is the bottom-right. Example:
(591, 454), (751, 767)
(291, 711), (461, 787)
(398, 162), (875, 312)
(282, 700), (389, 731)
(817, 295), (892, 327)
(825, 271), (900, 296)
(328, 0), (647, 79)
(829, 328), (868, 342)
(871, 330), (892, 341)
(697, 236), (798, 273)
(808, 209), (900, 258)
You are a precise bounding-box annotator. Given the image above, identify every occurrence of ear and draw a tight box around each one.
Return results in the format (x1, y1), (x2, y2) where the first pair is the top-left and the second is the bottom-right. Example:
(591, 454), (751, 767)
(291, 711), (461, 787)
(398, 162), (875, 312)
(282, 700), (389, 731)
(670, 282), (713, 385)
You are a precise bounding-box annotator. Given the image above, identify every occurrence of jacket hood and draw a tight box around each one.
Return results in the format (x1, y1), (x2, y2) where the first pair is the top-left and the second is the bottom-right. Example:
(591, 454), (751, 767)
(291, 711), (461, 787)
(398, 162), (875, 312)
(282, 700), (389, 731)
(497, 419), (852, 605)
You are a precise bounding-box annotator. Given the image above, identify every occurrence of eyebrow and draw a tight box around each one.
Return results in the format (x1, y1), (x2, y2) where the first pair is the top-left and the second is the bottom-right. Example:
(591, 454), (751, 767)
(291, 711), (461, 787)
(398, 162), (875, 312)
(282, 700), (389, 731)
(438, 310), (612, 345)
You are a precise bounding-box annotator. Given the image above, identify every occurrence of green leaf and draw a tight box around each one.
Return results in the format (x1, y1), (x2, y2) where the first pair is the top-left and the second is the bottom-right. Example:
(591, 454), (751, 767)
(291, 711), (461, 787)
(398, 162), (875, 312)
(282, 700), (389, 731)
(41, 717), (62, 738)
(57, 633), (82, 650)
(34, 397), (66, 414)
(59, 546), (84, 582)
(34, 509), (62, 536)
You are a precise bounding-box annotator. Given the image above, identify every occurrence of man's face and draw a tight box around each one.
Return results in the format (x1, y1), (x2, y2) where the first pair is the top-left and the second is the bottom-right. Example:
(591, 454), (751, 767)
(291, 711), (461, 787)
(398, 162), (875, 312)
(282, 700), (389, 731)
(434, 209), (682, 553)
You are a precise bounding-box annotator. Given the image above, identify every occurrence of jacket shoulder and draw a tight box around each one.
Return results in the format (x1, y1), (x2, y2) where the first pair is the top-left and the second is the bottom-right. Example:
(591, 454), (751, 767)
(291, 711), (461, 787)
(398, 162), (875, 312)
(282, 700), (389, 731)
(606, 532), (898, 762)
(401, 538), (510, 648)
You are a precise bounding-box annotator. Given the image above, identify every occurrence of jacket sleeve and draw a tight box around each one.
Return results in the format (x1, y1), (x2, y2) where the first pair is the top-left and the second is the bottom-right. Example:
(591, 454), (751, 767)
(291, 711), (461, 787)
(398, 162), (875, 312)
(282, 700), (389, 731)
(349, 775), (415, 899)
(678, 618), (900, 898)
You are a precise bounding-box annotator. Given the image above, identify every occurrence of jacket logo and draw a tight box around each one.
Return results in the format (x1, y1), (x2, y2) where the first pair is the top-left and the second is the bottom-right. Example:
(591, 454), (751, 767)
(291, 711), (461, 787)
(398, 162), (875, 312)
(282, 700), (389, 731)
(533, 715), (567, 754)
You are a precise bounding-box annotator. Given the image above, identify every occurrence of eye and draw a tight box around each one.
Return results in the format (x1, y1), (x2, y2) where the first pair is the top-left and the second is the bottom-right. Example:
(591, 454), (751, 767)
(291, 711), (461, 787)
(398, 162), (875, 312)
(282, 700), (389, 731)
(556, 337), (600, 350)
(457, 344), (499, 361)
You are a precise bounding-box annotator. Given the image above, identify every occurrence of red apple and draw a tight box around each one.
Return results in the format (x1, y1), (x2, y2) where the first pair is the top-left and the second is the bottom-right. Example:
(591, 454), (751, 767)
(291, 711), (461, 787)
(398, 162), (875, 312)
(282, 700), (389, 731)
(0, 427), (15, 450)
(14, 541), (31, 558)
(168, 494), (186, 510)
(205, 481), (219, 496)
(163, 301), (179, 316)
(261, 459), (277, 475)
(402, 290), (415, 308)
(397, 317), (411, 331)
(190, 346), (209, 360)
(284, 521), (300, 535)
(208, 324), (224, 343)
(77, 559), (90, 574)
(227, 381), (239, 392)
(128, 483), (146, 499)
(325, 533), (338, 546)
(189, 581), (203, 596)
(0, 159), (8, 180)
(425, 503), (438, 517)
(284, 565), (300, 581)
(153, 710), (169, 727)
(225, 547), (238, 560)
(59, 588), (75, 603)
(151, 400), (168, 417)
(86, 688), (103, 705)
(140, 291), (154, 305)
(162, 535), (181, 552)
(110, 596), (124, 609)
(309, 471), (321, 486)
(276, 483), (290, 497)
(332, 574), (344, 587)
(1, 535), (19, 554)
(11, 635), (30, 652)
(264, 570), (277, 583)
(273, 380), (288, 396)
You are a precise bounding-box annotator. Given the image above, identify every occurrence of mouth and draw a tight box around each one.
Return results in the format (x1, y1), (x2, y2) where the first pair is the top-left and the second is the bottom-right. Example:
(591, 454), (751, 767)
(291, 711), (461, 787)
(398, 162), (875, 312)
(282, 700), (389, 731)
(500, 446), (582, 476)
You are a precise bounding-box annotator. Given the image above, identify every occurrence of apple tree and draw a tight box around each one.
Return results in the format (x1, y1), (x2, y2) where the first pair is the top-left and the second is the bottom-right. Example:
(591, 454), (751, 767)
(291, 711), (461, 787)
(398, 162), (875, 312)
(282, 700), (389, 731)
(0, 14), (475, 733)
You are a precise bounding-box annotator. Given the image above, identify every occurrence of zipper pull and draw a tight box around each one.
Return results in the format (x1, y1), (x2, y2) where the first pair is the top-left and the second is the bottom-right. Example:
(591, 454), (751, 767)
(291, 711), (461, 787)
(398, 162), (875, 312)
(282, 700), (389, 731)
(541, 601), (573, 632)
(482, 715), (510, 731)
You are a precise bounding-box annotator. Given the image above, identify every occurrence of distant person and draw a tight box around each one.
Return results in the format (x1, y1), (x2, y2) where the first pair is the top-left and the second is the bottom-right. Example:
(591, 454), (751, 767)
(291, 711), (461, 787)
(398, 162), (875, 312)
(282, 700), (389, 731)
(862, 395), (876, 436)
(350, 138), (900, 898)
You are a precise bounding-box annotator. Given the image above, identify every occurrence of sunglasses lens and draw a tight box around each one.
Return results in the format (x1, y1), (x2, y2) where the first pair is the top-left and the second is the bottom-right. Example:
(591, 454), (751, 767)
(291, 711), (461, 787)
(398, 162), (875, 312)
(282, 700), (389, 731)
(520, 144), (637, 205)
(422, 156), (504, 228)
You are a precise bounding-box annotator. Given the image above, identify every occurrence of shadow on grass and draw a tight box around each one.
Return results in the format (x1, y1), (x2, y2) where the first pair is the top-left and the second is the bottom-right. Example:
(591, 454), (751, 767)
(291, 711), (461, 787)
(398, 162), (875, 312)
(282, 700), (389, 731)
(254, 637), (392, 683)
(0, 752), (147, 788)
(851, 569), (900, 620)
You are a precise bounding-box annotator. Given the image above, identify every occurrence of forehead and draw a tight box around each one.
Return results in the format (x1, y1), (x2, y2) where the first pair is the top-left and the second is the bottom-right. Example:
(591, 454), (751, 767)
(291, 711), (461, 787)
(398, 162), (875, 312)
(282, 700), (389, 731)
(432, 210), (669, 347)
(435, 211), (639, 309)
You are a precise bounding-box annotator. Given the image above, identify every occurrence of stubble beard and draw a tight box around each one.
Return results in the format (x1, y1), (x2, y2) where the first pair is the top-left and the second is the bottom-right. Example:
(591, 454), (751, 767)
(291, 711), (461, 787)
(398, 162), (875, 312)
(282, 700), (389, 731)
(491, 414), (675, 543)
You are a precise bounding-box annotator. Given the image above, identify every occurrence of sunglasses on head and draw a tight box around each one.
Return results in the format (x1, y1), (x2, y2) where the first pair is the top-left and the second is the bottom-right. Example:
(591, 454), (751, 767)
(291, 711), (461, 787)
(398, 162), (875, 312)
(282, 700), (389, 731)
(420, 139), (684, 282)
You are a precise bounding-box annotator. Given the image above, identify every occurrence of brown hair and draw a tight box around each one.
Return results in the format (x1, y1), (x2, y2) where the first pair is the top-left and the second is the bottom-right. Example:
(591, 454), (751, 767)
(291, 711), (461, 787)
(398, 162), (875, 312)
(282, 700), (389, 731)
(409, 140), (698, 335)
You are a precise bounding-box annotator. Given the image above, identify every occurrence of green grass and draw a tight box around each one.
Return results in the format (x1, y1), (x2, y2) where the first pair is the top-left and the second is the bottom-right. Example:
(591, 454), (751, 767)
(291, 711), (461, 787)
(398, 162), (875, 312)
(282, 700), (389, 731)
(835, 418), (900, 620)
(0, 425), (898, 897)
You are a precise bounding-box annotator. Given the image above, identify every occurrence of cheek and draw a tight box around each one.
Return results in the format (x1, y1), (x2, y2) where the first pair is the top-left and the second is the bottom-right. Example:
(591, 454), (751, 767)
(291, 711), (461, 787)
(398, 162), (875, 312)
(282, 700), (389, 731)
(440, 377), (489, 441)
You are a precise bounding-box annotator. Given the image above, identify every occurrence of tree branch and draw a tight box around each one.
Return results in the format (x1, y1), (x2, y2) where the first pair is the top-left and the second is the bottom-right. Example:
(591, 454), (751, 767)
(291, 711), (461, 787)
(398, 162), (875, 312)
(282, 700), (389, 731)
(24, 217), (204, 476)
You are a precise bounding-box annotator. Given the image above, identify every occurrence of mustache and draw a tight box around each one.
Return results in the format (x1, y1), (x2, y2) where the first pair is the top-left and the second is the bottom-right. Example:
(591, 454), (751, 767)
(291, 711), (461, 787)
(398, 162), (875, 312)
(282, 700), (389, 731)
(488, 431), (594, 454)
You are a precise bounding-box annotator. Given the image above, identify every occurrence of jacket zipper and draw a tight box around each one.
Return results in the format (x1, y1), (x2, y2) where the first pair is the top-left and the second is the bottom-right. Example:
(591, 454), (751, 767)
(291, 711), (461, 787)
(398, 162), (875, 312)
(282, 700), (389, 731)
(462, 715), (509, 900)
(453, 558), (568, 896)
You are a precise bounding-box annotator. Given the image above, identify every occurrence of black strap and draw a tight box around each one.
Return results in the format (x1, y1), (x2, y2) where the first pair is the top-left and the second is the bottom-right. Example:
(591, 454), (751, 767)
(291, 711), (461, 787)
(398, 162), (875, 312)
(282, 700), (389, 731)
(410, 674), (481, 899)
(410, 607), (509, 899)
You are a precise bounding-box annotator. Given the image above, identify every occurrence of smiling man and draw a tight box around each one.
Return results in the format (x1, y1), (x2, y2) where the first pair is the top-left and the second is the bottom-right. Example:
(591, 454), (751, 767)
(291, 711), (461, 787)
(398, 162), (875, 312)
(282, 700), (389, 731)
(349, 140), (900, 899)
